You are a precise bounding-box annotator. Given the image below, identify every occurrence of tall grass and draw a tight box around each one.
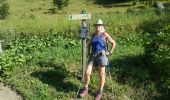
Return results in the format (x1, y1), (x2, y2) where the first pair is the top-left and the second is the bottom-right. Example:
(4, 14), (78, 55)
(0, 8), (159, 39)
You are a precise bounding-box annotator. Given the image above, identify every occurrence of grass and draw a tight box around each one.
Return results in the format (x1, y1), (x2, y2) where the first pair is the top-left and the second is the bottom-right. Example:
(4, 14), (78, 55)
(0, 0), (168, 99)
(0, 9), (158, 40)
(0, 0), (159, 37)
(7, 0), (142, 16)
(2, 36), (148, 99)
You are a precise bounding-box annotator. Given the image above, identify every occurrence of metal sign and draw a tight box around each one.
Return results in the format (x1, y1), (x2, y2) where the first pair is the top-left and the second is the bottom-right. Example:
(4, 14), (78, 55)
(69, 14), (91, 20)
(80, 27), (89, 38)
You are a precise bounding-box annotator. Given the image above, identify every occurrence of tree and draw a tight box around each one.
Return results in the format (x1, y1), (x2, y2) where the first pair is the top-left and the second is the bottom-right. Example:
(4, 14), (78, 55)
(0, 0), (9, 19)
(132, 0), (138, 5)
(53, 0), (70, 10)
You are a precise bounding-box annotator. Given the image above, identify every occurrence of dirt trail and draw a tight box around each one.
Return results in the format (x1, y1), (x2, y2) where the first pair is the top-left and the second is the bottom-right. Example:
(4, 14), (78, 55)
(0, 83), (22, 100)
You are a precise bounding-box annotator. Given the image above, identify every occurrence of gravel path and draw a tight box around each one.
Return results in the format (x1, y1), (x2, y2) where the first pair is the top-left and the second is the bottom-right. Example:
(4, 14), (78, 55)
(0, 83), (22, 100)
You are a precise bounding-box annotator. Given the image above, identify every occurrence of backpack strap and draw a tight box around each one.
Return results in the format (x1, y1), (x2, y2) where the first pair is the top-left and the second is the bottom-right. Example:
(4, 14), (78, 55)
(101, 32), (106, 42)
(102, 32), (108, 51)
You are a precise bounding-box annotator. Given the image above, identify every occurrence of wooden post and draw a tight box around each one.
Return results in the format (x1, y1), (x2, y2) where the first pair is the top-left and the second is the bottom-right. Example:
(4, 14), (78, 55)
(0, 40), (4, 53)
(81, 10), (87, 82)
(68, 10), (91, 82)
(82, 36), (86, 82)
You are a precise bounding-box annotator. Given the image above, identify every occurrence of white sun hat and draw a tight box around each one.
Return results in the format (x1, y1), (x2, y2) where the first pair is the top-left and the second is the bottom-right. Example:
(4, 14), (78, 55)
(95, 19), (103, 25)
(94, 19), (105, 32)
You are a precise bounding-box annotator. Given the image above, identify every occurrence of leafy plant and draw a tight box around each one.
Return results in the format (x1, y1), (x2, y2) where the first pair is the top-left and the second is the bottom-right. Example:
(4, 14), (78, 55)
(53, 0), (70, 10)
(0, 0), (9, 19)
(139, 16), (170, 68)
(139, 16), (170, 99)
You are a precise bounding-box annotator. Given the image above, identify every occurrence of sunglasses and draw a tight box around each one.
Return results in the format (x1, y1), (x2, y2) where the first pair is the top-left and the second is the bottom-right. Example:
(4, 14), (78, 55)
(94, 24), (103, 27)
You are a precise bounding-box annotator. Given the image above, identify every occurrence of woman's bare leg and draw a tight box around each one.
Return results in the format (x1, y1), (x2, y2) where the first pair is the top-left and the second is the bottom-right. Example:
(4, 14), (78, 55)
(84, 64), (93, 88)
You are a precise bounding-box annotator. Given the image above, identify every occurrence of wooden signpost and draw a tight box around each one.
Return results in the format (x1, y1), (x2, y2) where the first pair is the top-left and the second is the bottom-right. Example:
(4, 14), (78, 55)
(69, 10), (91, 82)
(69, 13), (91, 20)
(0, 40), (4, 53)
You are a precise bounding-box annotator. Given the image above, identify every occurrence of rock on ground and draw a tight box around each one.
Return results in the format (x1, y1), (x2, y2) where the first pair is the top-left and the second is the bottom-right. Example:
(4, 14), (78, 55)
(0, 83), (22, 100)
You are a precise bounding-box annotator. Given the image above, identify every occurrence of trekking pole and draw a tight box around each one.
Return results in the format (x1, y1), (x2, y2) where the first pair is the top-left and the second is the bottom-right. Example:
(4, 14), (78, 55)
(107, 57), (112, 80)
(106, 40), (112, 80)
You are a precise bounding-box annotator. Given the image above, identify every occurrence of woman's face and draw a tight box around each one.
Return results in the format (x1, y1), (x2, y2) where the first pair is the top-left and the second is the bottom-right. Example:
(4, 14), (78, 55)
(95, 25), (102, 33)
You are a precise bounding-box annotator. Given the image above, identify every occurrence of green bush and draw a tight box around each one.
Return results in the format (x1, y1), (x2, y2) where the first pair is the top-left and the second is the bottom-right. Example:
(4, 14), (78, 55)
(53, 0), (70, 10)
(0, 0), (9, 19)
(139, 17), (170, 67)
(0, 32), (80, 77)
(139, 16), (170, 99)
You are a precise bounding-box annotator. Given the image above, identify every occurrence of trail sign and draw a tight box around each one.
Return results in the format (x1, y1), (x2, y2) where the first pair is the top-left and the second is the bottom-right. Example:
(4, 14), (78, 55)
(69, 10), (91, 82)
(69, 14), (91, 20)
(80, 27), (89, 38)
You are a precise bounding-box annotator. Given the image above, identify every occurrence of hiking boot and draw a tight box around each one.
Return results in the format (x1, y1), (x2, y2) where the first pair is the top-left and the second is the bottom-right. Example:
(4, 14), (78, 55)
(95, 91), (102, 100)
(79, 87), (88, 98)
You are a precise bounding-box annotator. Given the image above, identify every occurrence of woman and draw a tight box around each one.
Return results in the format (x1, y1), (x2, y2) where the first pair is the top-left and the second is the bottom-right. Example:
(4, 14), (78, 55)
(79, 19), (116, 100)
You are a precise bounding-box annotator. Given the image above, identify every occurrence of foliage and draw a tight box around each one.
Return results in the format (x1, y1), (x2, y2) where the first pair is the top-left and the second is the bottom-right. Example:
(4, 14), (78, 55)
(139, 16), (170, 99)
(139, 16), (170, 66)
(93, 0), (159, 5)
(53, 0), (70, 10)
(163, 2), (170, 15)
(153, 1), (170, 16)
(0, 0), (168, 99)
(0, 33), (80, 77)
(94, 0), (133, 5)
(1, 34), (149, 99)
(0, 0), (9, 19)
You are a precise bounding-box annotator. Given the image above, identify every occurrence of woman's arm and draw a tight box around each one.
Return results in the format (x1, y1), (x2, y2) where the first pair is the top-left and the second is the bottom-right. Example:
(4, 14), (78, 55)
(104, 32), (116, 55)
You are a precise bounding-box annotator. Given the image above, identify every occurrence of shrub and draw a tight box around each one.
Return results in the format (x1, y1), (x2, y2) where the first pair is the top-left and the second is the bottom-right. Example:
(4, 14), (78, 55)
(0, 0), (9, 19)
(140, 16), (170, 73)
(139, 16), (170, 99)
(53, 0), (70, 10)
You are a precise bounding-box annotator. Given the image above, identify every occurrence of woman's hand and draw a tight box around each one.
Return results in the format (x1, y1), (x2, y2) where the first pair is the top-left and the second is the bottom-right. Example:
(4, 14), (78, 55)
(105, 51), (112, 56)
(103, 32), (116, 55)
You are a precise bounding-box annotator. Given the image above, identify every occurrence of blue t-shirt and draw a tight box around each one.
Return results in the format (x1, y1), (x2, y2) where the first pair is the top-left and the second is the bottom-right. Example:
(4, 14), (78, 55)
(91, 33), (105, 54)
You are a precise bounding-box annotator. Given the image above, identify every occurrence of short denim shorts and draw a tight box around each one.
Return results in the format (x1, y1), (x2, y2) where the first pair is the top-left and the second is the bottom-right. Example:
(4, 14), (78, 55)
(88, 50), (108, 67)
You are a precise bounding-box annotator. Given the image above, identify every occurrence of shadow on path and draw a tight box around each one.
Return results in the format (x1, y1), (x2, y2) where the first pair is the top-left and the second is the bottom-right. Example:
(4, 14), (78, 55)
(31, 61), (79, 93)
(91, 0), (133, 8)
(109, 54), (150, 87)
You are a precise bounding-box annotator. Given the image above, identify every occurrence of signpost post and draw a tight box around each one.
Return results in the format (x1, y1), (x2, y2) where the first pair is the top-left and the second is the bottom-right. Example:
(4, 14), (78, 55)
(0, 40), (4, 53)
(69, 10), (91, 82)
